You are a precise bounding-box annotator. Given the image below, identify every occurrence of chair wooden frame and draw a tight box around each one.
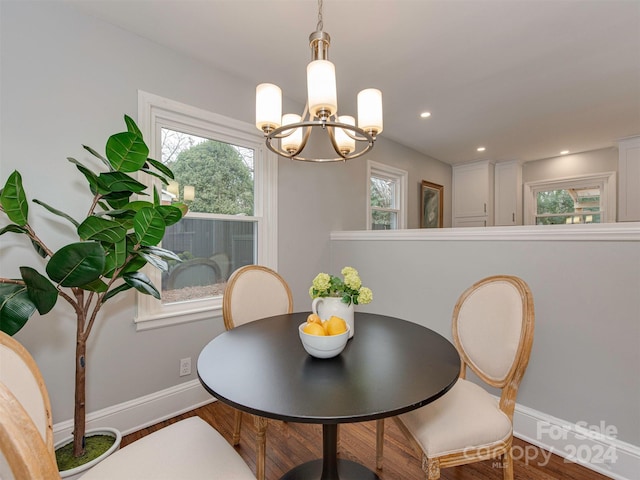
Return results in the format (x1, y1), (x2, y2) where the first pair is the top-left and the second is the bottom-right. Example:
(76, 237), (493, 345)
(0, 331), (54, 454)
(377, 275), (535, 480)
(0, 383), (61, 480)
(222, 264), (294, 480)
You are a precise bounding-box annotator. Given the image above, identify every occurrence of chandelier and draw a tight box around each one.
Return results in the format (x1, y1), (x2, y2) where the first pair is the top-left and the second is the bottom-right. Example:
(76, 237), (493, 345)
(255, 0), (383, 162)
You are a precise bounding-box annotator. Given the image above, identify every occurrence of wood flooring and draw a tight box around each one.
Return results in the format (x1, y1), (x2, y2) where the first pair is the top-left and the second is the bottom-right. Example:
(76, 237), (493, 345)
(122, 400), (610, 480)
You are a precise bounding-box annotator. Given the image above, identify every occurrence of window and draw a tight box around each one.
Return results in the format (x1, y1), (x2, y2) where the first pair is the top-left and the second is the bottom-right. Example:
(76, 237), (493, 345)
(136, 91), (277, 330)
(524, 172), (616, 226)
(367, 161), (407, 230)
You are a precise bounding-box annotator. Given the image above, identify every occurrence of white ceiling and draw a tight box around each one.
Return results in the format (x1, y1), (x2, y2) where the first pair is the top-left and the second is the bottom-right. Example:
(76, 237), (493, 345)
(65, 0), (640, 165)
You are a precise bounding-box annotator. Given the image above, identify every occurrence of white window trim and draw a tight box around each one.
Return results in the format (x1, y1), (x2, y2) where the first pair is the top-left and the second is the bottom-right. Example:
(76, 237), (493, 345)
(135, 90), (278, 330)
(523, 172), (616, 225)
(366, 160), (408, 230)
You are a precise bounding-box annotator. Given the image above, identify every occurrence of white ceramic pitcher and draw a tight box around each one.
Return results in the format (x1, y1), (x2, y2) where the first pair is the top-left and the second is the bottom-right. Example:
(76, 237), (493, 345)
(311, 297), (355, 338)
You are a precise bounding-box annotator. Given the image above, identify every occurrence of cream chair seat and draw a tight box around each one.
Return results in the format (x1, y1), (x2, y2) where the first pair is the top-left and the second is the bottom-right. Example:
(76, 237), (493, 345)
(0, 331), (255, 480)
(79, 416), (255, 480)
(222, 264), (294, 480)
(376, 275), (535, 480)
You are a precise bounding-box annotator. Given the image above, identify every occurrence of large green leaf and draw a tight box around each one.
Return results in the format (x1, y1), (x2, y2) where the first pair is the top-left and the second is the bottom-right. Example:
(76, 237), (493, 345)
(0, 171), (28, 226)
(172, 202), (189, 217)
(0, 284), (36, 336)
(136, 251), (168, 271)
(46, 242), (105, 287)
(140, 246), (182, 262)
(124, 114), (142, 137)
(155, 205), (183, 227)
(103, 238), (127, 278)
(20, 267), (58, 315)
(119, 255), (147, 275)
(0, 224), (27, 236)
(97, 171), (147, 193)
(102, 283), (132, 302)
(33, 199), (80, 228)
(68, 158), (101, 194)
(105, 132), (148, 173)
(77, 216), (126, 243)
(82, 144), (111, 170)
(145, 158), (174, 179)
(80, 278), (108, 293)
(102, 191), (133, 210)
(123, 271), (160, 299)
(133, 207), (166, 246)
(140, 168), (169, 186)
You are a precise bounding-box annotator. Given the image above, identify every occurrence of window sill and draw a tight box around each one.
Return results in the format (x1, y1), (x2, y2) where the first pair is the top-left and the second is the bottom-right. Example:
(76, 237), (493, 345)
(135, 303), (222, 331)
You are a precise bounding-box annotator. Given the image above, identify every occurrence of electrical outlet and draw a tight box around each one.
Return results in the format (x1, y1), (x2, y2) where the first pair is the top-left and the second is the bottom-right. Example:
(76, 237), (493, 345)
(179, 357), (191, 377)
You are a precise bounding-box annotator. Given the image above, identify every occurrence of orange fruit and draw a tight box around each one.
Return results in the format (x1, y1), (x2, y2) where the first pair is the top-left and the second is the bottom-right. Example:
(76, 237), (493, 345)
(303, 322), (326, 336)
(307, 313), (322, 325)
(325, 316), (347, 336)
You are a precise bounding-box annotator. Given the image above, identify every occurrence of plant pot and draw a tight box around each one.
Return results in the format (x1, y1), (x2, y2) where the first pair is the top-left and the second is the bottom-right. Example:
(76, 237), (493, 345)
(312, 296), (355, 338)
(55, 427), (122, 480)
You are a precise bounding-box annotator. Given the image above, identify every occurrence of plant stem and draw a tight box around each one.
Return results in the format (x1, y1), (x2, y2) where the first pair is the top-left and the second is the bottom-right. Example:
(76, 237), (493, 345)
(73, 288), (87, 457)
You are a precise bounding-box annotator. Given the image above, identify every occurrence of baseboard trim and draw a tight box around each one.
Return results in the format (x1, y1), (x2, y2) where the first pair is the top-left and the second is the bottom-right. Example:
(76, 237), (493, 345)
(513, 403), (640, 480)
(53, 383), (639, 480)
(52, 380), (214, 443)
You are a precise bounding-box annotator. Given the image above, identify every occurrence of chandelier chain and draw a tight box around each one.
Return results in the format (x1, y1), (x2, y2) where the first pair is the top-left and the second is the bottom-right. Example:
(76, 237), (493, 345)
(316, 0), (324, 31)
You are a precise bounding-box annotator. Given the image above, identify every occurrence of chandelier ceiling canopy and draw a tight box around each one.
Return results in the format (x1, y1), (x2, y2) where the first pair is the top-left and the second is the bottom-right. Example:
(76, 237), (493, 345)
(255, 0), (383, 162)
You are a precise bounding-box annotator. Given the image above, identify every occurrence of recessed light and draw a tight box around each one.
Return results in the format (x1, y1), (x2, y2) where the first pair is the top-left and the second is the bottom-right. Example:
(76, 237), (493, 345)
(420, 111), (431, 118)
(560, 150), (570, 155)
(477, 147), (486, 152)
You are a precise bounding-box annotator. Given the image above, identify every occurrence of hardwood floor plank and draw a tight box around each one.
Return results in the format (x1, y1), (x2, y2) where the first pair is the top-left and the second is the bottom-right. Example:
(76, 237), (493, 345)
(122, 401), (610, 480)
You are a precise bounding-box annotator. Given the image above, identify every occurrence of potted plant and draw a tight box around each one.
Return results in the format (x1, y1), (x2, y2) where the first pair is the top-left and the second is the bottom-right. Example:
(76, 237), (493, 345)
(0, 115), (186, 475)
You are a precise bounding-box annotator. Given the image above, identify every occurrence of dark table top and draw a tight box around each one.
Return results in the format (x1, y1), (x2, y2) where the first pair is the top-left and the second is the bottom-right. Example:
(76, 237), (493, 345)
(197, 312), (460, 424)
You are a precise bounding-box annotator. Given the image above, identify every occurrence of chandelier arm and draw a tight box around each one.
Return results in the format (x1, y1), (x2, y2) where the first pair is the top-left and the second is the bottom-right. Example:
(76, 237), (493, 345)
(264, 120), (374, 162)
(326, 125), (348, 160)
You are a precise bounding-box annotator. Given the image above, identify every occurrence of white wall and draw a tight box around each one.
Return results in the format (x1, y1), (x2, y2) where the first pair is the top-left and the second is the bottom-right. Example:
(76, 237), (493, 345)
(523, 147), (618, 183)
(0, 2), (449, 424)
(328, 226), (640, 449)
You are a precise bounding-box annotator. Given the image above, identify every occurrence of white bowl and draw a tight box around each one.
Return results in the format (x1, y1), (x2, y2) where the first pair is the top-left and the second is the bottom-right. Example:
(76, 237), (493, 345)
(298, 322), (350, 359)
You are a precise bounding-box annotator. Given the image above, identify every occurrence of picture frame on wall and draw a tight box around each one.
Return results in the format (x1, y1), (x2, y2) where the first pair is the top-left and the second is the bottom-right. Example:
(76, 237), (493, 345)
(420, 180), (444, 228)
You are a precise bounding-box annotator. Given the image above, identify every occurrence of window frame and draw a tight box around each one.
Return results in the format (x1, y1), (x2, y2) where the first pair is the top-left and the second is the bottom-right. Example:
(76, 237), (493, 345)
(366, 160), (408, 230)
(523, 172), (616, 226)
(135, 91), (278, 330)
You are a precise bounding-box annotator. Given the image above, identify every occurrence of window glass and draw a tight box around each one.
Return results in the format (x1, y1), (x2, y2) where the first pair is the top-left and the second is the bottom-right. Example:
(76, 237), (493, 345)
(367, 161), (407, 230)
(535, 186), (601, 225)
(160, 129), (256, 303)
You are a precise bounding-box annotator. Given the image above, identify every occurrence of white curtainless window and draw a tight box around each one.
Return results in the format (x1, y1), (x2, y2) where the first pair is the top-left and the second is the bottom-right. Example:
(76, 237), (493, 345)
(367, 161), (408, 230)
(524, 172), (616, 225)
(135, 91), (278, 330)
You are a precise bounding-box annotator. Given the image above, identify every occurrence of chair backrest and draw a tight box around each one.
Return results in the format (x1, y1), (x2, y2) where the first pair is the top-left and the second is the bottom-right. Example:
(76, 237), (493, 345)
(452, 275), (535, 419)
(222, 265), (293, 330)
(0, 332), (53, 453)
(0, 382), (60, 480)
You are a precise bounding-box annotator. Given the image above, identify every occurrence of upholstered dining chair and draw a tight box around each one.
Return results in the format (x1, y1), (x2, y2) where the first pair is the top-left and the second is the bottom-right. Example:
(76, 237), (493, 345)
(222, 264), (294, 480)
(376, 275), (535, 480)
(0, 331), (256, 480)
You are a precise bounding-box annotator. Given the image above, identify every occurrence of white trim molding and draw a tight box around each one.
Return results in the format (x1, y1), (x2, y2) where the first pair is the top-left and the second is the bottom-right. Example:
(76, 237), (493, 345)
(513, 403), (640, 480)
(330, 222), (640, 242)
(53, 380), (214, 443)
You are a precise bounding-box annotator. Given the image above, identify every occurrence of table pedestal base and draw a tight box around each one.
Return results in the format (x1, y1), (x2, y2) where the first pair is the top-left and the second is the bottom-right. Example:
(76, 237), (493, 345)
(280, 459), (380, 480)
(280, 424), (380, 480)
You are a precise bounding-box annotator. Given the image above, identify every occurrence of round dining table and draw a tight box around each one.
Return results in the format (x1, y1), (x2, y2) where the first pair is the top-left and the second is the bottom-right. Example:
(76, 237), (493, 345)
(197, 312), (460, 480)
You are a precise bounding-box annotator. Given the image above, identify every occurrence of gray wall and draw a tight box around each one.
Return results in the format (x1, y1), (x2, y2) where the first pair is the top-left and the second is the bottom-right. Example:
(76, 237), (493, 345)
(0, 2), (449, 423)
(523, 147), (618, 183)
(329, 230), (640, 445)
